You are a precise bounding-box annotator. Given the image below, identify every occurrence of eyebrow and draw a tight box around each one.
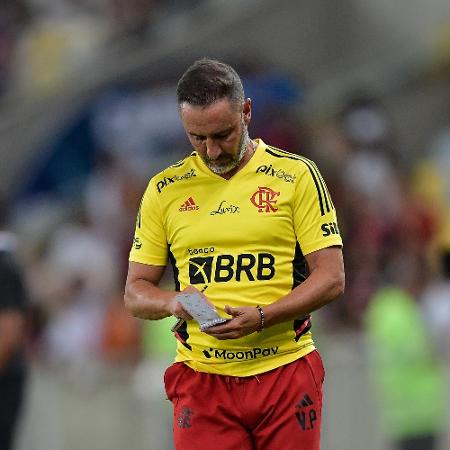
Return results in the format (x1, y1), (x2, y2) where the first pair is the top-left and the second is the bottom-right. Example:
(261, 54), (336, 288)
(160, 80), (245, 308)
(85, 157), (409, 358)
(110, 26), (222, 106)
(189, 127), (233, 139)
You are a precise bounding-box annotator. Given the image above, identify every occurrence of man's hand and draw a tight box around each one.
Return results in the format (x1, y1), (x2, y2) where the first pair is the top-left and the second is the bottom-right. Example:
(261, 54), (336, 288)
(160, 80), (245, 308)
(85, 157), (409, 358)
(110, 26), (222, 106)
(167, 285), (203, 321)
(203, 305), (261, 340)
(168, 285), (218, 321)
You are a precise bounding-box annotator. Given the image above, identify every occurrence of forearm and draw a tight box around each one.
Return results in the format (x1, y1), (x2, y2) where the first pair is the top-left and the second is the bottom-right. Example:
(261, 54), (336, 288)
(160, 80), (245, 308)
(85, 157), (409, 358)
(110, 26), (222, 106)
(124, 279), (176, 320)
(263, 267), (345, 328)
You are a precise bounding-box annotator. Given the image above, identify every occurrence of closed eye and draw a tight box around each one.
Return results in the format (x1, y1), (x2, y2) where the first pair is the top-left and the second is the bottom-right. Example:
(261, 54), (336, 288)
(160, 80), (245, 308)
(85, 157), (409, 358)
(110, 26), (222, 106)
(189, 128), (233, 142)
(190, 134), (206, 142)
(213, 132), (231, 140)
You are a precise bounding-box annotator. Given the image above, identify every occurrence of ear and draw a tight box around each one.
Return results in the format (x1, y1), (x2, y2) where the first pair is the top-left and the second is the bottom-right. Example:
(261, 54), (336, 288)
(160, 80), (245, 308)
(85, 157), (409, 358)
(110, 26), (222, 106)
(242, 98), (252, 126)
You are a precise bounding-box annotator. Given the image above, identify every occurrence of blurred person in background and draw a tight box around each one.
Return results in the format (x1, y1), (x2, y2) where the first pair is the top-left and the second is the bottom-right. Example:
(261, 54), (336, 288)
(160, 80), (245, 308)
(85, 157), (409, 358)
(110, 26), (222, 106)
(365, 250), (447, 450)
(125, 58), (344, 450)
(339, 93), (401, 215)
(421, 221), (450, 363)
(40, 210), (123, 383)
(131, 269), (178, 450)
(0, 0), (31, 96)
(106, 0), (157, 42)
(0, 195), (29, 450)
(337, 93), (403, 328)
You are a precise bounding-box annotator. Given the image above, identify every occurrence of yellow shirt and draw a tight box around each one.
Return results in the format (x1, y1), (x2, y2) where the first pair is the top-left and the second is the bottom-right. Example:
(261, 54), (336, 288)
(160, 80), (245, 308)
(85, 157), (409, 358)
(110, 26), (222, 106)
(129, 139), (342, 376)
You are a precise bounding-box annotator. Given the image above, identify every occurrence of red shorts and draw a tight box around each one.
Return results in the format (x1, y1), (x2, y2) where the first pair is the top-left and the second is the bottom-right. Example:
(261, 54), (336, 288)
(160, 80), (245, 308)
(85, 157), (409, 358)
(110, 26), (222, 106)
(164, 350), (325, 450)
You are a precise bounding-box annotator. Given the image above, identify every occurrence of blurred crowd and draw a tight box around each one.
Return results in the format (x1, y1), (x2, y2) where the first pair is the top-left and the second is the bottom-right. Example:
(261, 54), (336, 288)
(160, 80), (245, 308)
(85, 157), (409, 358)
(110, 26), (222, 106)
(313, 94), (450, 329)
(0, 0), (206, 98)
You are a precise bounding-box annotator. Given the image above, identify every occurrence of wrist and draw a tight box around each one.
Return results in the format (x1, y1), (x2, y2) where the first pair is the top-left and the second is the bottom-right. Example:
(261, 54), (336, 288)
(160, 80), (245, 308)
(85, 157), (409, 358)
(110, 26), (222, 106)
(167, 292), (181, 316)
(256, 305), (265, 332)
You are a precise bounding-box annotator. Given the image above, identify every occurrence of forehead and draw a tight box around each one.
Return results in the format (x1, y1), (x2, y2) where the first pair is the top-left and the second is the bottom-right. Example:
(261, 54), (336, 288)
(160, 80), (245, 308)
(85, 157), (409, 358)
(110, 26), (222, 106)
(180, 99), (241, 135)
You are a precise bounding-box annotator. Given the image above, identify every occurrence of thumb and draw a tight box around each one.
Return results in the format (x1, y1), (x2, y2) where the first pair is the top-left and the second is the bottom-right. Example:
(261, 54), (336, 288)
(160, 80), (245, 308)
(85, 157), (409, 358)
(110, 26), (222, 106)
(224, 305), (239, 317)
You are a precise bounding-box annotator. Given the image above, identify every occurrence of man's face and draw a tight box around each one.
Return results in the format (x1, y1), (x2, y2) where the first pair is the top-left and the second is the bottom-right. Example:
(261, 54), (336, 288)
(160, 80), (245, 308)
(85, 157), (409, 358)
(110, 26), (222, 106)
(180, 98), (252, 175)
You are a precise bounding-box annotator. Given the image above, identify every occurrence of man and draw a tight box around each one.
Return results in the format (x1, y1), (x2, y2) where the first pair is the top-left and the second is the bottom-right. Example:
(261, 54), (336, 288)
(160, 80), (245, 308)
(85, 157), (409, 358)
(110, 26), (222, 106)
(0, 198), (29, 450)
(125, 58), (344, 450)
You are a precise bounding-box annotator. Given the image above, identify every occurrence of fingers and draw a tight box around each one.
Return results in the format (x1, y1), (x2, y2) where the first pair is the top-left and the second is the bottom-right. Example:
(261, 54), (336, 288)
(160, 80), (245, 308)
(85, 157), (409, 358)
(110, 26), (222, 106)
(174, 301), (193, 320)
(174, 310), (193, 321)
(183, 285), (216, 309)
(169, 295), (193, 320)
(207, 331), (241, 340)
(204, 326), (239, 340)
(224, 305), (239, 316)
(183, 285), (200, 294)
(204, 321), (233, 337)
(205, 306), (261, 339)
(183, 285), (208, 295)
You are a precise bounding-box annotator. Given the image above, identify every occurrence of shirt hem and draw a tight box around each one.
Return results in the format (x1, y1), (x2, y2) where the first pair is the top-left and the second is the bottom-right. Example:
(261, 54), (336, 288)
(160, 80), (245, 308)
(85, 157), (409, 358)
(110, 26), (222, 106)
(176, 343), (316, 377)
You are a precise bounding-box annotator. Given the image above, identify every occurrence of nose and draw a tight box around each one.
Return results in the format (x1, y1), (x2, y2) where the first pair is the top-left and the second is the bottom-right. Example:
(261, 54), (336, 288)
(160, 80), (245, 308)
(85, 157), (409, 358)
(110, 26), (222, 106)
(206, 138), (222, 160)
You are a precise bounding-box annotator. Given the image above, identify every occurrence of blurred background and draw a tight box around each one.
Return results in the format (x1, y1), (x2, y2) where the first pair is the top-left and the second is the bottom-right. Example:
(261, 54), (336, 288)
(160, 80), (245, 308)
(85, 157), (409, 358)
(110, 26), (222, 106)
(0, 0), (449, 449)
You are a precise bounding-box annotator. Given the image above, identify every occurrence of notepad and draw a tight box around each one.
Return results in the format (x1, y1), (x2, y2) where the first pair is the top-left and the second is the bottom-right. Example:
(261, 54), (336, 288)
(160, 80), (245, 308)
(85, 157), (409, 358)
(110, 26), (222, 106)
(176, 292), (228, 331)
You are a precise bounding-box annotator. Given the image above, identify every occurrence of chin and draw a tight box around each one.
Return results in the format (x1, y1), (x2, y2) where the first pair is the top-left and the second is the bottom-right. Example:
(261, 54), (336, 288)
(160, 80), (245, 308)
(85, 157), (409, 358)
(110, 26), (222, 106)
(209, 162), (237, 174)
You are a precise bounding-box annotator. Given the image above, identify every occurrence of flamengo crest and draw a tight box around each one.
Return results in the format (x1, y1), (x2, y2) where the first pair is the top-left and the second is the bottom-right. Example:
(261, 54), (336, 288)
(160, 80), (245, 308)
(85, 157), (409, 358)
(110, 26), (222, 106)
(250, 187), (280, 213)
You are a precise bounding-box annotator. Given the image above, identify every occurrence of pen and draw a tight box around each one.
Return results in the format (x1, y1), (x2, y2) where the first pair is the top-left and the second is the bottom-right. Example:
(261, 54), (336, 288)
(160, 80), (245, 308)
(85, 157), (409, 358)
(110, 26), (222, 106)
(171, 285), (208, 332)
(170, 316), (185, 333)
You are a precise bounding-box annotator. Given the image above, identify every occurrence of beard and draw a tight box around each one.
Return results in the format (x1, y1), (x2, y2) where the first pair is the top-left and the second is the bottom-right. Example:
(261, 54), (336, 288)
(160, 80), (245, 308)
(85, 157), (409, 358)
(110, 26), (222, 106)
(202, 123), (250, 175)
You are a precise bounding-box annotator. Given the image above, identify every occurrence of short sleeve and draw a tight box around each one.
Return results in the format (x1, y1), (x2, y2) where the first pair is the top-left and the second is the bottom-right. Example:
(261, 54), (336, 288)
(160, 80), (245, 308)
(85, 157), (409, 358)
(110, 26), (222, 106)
(293, 159), (342, 255)
(129, 180), (168, 266)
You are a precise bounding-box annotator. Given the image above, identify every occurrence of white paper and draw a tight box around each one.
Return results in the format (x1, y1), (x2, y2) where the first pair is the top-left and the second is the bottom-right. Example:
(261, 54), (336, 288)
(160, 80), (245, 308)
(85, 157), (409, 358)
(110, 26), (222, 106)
(176, 292), (228, 331)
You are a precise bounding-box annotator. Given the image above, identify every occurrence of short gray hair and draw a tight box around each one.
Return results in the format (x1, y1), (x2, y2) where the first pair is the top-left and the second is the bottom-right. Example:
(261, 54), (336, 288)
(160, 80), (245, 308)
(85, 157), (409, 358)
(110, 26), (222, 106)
(176, 58), (244, 109)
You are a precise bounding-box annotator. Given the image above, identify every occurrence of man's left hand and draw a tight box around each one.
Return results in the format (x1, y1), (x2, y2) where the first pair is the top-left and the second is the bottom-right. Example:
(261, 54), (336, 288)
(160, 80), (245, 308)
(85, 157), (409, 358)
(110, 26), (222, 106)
(203, 305), (262, 339)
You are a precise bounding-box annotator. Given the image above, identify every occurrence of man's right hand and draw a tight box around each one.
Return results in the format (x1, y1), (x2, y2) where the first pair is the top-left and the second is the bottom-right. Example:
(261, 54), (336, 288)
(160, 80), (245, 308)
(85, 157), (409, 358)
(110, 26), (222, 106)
(168, 286), (204, 320)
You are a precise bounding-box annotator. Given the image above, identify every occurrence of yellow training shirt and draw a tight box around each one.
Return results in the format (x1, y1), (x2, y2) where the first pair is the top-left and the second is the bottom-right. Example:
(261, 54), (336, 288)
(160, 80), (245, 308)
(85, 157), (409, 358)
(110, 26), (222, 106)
(129, 139), (342, 376)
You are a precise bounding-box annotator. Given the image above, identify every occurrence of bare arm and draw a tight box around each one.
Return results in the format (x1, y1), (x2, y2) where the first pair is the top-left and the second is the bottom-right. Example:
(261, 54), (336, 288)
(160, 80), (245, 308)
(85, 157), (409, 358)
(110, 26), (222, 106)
(205, 246), (345, 340)
(124, 262), (193, 321)
(264, 246), (345, 326)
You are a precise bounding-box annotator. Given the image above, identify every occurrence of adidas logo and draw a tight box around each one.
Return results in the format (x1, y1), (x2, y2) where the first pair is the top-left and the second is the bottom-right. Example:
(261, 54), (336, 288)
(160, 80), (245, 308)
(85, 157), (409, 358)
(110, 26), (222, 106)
(297, 394), (314, 409)
(179, 197), (199, 212)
